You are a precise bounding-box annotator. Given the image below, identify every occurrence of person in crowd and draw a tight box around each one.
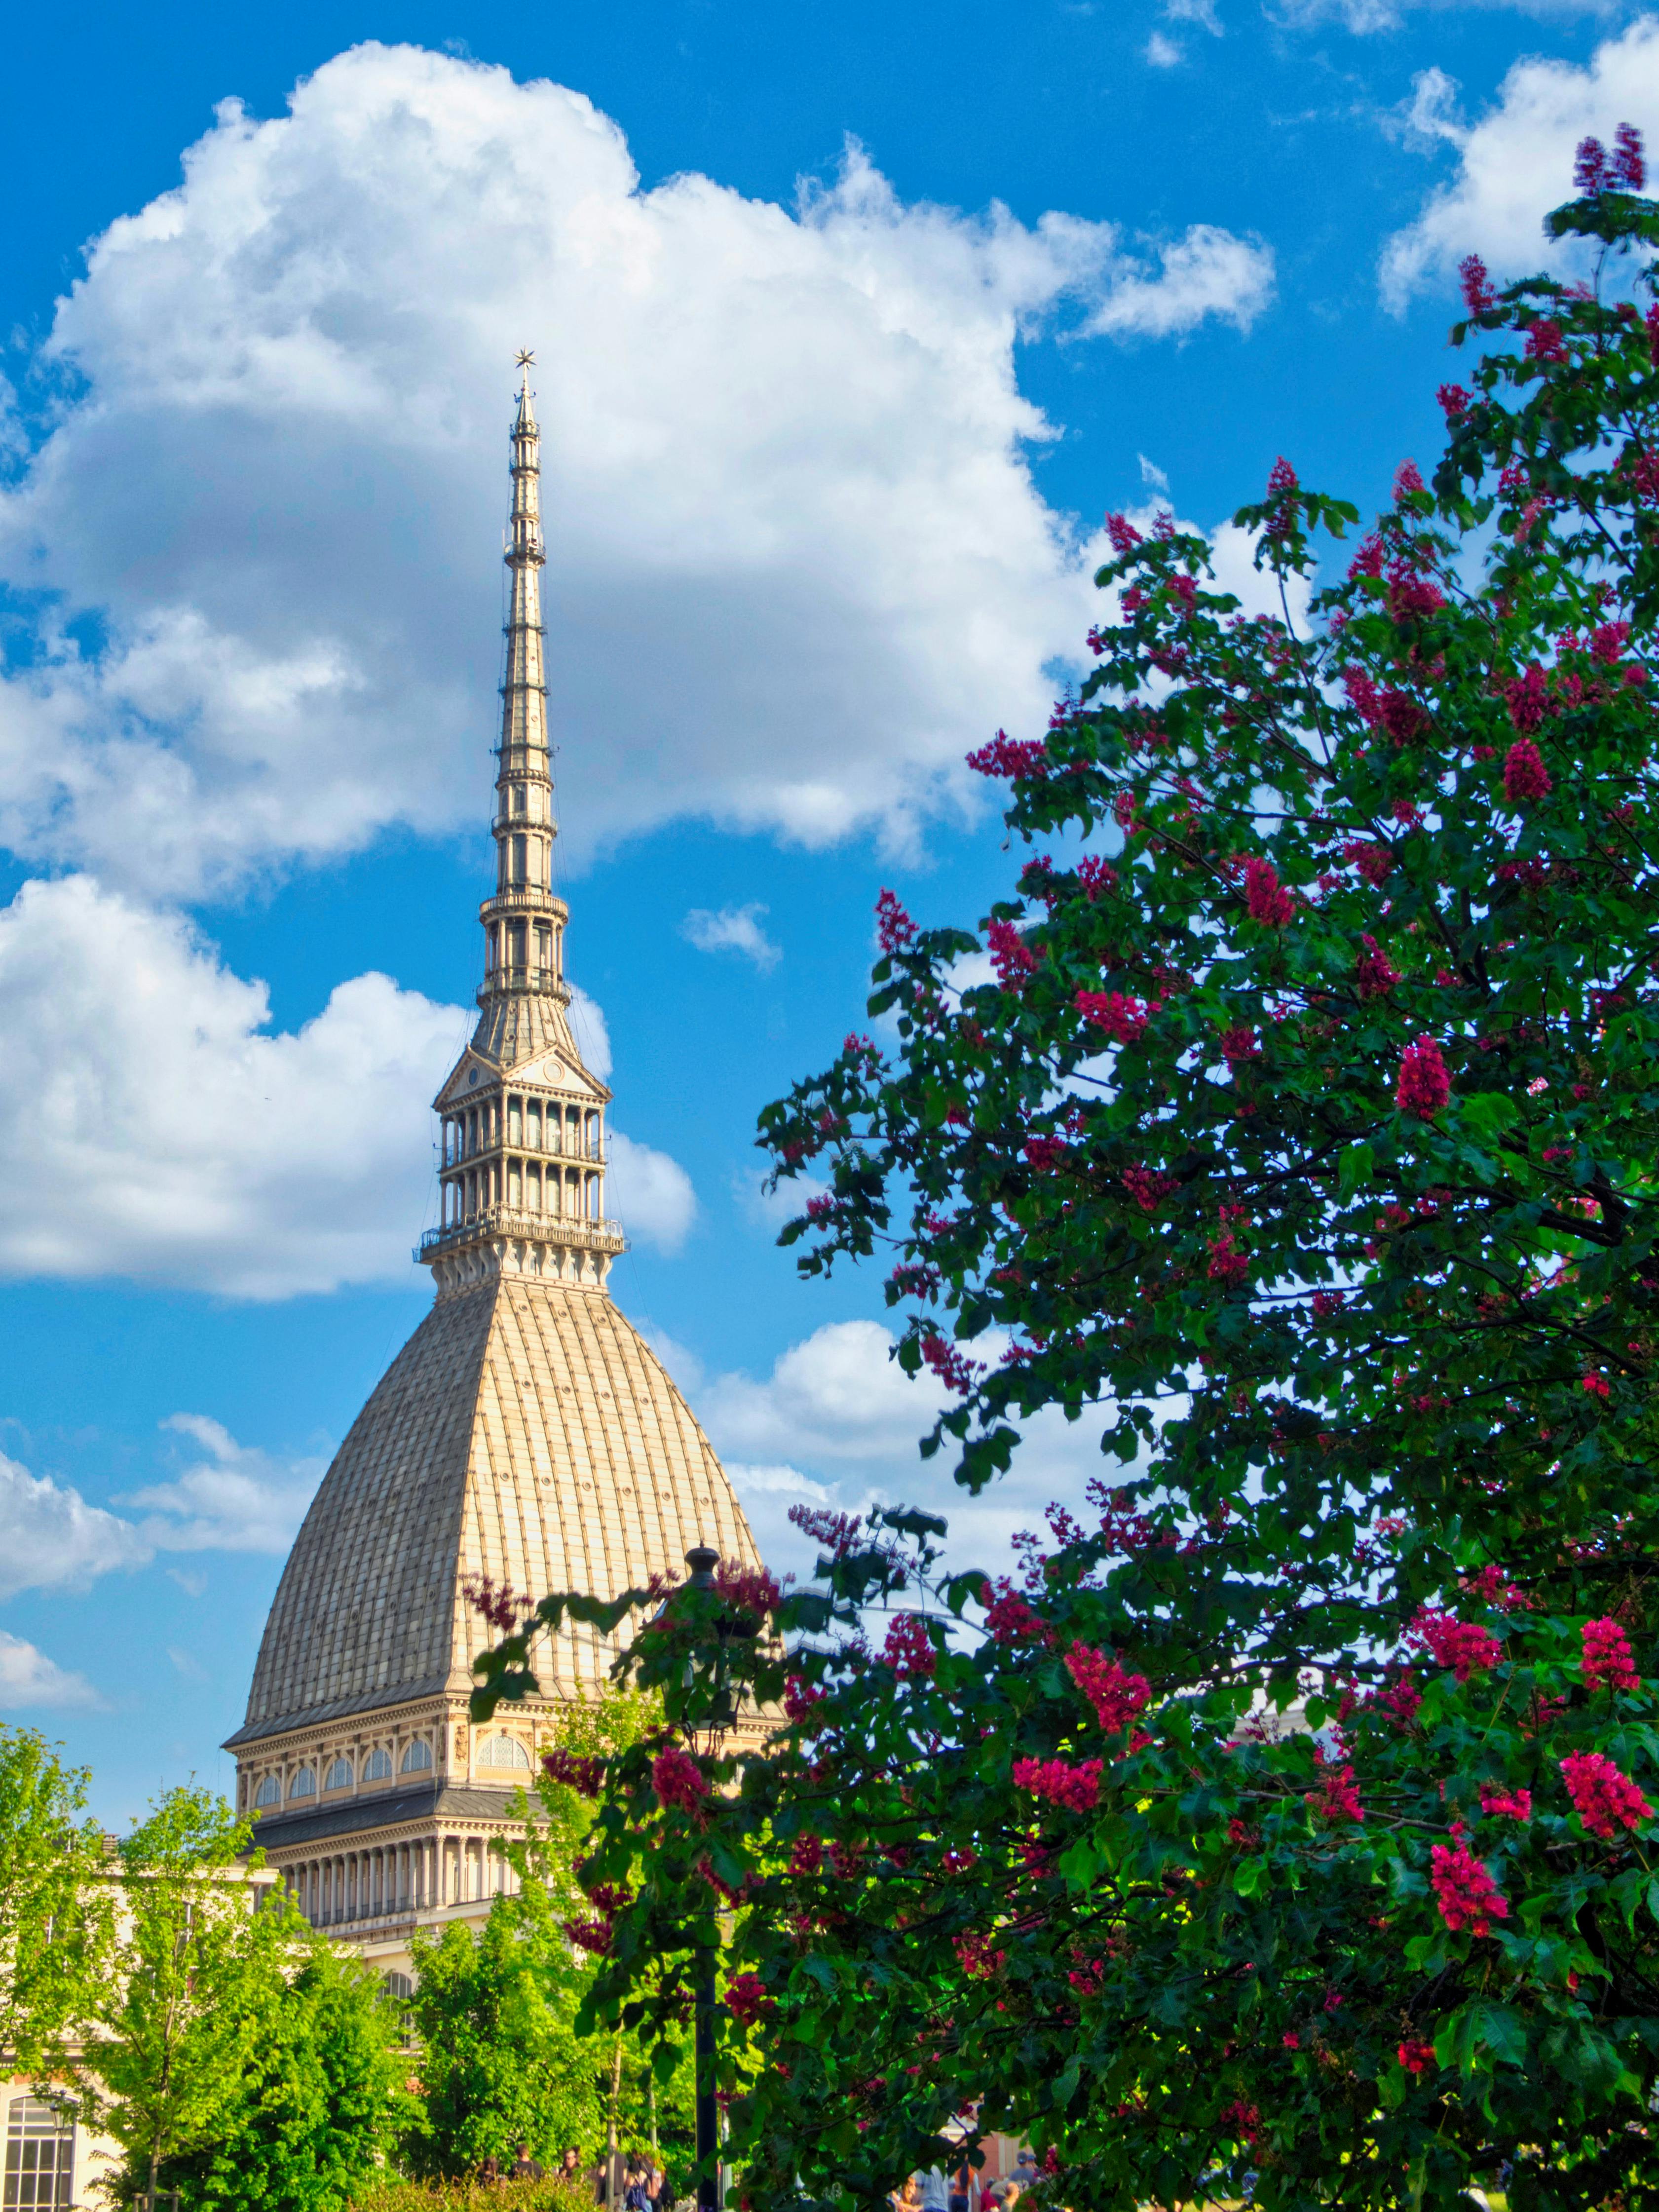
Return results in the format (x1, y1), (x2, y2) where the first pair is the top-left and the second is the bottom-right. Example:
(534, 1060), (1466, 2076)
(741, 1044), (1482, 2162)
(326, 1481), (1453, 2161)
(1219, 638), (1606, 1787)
(623, 2157), (653, 2210)
(920, 2169), (950, 2212)
(510, 2143), (546, 2180)
(559, 2147), (586, 2186)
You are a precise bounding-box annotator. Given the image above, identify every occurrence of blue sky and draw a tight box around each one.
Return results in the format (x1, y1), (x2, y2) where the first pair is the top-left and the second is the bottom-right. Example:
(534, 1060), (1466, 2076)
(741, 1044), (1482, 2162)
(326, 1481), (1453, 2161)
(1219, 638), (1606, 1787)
(0, 0), (1651, 1825)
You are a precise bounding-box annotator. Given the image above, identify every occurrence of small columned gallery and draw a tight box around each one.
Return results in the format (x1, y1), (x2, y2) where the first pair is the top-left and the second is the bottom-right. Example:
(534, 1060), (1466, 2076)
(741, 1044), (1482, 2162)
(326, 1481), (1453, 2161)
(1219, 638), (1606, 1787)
(437, 1094), (605, 1229)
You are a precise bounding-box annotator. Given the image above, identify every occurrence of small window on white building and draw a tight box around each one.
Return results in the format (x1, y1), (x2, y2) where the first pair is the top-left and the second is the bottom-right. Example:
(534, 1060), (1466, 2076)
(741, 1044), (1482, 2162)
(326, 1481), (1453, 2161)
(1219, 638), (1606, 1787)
(478, 1733), (530, 1770)
(400, 1739), (433, 1774)
(381, 1971), (414, 2000)
(5, 2096), (75, 2210)
(323, 1758), (353, 1792)
(253, 1775), (280, 1809)
(362, 1747), (393, 1783)
(289, 1766), (317, 1799)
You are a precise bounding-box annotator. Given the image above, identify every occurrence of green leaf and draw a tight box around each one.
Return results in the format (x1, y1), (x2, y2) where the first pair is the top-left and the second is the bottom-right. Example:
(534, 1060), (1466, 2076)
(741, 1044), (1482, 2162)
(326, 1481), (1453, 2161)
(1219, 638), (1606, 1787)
(1337, 1141), (1373, 1199)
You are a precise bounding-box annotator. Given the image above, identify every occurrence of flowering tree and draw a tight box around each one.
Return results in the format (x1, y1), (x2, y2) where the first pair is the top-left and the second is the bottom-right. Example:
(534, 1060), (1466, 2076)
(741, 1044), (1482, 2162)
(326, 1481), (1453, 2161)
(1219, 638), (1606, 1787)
(474, 142), (1659, 2212)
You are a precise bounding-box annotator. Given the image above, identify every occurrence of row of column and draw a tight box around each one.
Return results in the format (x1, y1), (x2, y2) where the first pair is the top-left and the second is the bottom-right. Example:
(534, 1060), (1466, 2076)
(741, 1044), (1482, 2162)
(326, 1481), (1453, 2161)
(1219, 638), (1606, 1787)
(443, 1100), (601, 1164)
(441, 1159), (603, 1228)
(288, 1834), (519, 1926)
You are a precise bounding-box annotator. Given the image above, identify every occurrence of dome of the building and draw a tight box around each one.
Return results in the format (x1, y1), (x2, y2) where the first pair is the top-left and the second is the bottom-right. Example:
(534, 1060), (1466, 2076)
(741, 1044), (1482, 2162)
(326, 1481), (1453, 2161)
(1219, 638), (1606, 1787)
(234, 1276), (757, 1744)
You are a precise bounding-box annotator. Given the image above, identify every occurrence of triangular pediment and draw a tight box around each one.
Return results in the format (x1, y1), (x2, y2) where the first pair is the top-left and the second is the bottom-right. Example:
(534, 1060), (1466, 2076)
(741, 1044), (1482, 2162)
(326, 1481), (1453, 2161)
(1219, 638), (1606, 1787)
(515, 1051), (607, 1100)
(434, 1054), (497, 1112)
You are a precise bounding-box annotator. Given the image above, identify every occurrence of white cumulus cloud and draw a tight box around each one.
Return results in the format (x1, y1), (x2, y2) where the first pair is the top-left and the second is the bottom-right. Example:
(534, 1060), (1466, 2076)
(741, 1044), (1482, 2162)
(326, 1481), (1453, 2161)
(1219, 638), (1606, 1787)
(679, 903), (781, 971)
(1380, 23), (1659, 310)
(694, 1318), (1118, 1585)
(0, 1449), (149, 1598)
(0, 42), (1274, 899)
(0, 1632), (104, 1711)
(0, 873), (695, 1293)
(122, 1414), (327, 1553)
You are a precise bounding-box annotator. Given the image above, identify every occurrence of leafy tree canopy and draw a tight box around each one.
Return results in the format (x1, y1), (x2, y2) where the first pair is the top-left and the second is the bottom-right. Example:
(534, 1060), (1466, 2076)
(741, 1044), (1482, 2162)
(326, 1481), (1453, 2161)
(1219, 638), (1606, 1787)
(472, 136), (1659, 2212)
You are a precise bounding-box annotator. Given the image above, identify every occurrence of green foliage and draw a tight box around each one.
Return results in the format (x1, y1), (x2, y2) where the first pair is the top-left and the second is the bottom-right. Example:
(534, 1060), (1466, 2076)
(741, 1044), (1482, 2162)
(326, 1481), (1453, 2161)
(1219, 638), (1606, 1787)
(161, 1943), (412, 2212)
(472, 155), (1659, 2212)
(0, 1723), (111, 2072)
(407, 1687), (693, 2189)
(66, 1786), (273, 2203)
(65, 1784), (403, 2211)
(357, 2178), (592, 2212)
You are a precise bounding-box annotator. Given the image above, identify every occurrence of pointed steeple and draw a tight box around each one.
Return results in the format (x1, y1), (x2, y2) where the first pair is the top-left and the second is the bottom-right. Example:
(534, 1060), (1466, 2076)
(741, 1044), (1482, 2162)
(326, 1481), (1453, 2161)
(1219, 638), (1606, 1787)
(418, 356), (625, 1296)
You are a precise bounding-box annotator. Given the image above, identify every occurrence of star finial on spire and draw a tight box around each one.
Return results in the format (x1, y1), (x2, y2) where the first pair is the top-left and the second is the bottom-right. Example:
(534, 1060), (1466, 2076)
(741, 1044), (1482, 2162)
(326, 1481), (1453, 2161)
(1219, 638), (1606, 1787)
(515, 347), (535, 373)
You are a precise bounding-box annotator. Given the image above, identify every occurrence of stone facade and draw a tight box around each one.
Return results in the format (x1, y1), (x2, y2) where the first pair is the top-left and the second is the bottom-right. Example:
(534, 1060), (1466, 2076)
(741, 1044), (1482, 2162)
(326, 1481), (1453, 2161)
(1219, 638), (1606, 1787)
(225, 357), (762, 1979)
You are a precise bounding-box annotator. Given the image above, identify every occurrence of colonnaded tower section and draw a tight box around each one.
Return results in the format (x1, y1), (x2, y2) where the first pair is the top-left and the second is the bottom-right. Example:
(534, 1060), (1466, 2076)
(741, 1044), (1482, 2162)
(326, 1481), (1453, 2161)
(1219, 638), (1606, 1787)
(226, 359), (761, 1980)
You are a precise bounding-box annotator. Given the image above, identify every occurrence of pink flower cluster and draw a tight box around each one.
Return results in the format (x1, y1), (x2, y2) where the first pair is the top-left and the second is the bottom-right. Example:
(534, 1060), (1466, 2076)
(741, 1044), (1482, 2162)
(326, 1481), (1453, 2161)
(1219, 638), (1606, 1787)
(652, 1747), (710, 1814)
(1396, 1035), (1451, 1121)
(1560, 1752), (1653, 1840)
(1122, 1166), (1177, 1214)
(880, 1613), (937, 1681)
(1504, 737), (1552, 802)
(541, 1748), (604, 1797)
(1012, 1756), (1105, 1812)
(1575, 124), (1647, 193)
(875, 888), (915, 953)
(1343, 838), (1394, 885)
(1355, 935), (1401, 999)
(1459, 255), (1496, 315)
(1582, 1617), (1640, 1693)
(1064, 1644), (1152, 1734)
(1478, 1786), (1532, 1822)
(1244, 856), (1293, 927)
(1310, 1760), (1365, 1824)
(1430, 1840), (1509, 1936)
(987, 918), (1038, 991)
(980, 1580), (1055, 1646)
(724, 1973), (775, 2026)
(1409, 1607), (1502, 1681)
(1207, 1233), (1249, 1287)
(966, 732), (1049, 781)
(1397, 2040), (1436, 2075)
(921, 1335), (982, 1395)
(1075, 989), (1148, 1043)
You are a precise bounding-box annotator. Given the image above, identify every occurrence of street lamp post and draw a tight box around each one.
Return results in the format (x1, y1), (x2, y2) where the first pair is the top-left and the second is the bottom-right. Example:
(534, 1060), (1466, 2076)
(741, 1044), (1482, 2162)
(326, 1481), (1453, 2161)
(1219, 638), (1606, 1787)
(682, 1544), (737, 2212)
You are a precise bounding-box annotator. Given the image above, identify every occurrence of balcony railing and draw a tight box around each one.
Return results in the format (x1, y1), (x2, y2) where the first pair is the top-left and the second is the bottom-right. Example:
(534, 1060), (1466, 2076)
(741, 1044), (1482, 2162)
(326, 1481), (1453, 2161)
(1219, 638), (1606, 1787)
(418, 1206), (627, 1259)
(477, 964), (556, 1000)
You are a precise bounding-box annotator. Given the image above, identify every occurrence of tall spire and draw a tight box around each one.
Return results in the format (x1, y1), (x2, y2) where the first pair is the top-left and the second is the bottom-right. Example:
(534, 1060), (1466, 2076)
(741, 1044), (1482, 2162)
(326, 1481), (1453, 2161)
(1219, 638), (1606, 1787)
(418, 356), (625, 1297)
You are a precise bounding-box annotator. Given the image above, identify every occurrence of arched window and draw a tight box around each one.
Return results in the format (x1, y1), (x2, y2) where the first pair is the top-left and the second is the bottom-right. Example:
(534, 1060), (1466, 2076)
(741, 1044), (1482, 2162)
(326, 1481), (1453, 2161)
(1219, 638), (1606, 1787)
(362, 1747), (393, 1783)
(478, 1733), (530, 1770)
(253, 1776), (280, 1809)
(381, 1971), (414, 2001)
(400, 1739), (433, 1774)
(5, 2095), (75, 2209)
(289, 1767), (316, 1800)
(323, 1758), (353, 1792)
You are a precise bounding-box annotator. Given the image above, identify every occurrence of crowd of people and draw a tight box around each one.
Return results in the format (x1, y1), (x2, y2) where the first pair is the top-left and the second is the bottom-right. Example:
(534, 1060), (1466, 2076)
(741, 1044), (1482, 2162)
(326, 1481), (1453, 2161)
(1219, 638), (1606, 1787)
(473, 2145), (670, 2204)
(890, 2157), (1037, 2212)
